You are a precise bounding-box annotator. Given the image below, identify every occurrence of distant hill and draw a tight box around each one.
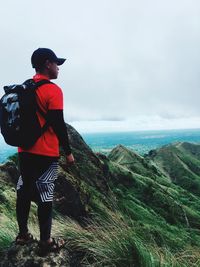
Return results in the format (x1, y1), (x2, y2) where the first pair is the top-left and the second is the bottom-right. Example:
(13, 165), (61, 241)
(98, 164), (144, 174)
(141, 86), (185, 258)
(147, 142), (200, 195)
(108, 144), (164, 179)
(1, 128), (200, 267)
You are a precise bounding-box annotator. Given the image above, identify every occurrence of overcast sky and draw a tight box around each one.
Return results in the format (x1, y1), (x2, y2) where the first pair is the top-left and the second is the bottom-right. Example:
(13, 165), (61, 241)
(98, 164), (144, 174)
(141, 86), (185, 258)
(0, 0), (200, 133)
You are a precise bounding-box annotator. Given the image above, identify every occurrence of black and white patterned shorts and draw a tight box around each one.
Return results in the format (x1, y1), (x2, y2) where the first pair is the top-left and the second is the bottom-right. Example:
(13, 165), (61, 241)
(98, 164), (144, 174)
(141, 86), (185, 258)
(17, 153), (59, 203)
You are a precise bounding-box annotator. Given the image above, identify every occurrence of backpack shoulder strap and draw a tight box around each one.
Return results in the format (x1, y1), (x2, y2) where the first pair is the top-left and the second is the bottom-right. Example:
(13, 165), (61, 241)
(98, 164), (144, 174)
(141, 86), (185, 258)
(23, 79), (54, 89)
(34, 79), (54, 133)
(34, 79), (54, 119)
(35, 79), (54, 88)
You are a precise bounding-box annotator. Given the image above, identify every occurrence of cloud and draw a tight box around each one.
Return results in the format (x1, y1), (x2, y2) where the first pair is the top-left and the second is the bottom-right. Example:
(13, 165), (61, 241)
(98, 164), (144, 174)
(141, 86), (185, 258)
(0, 0), (200, 132)
(71, 115), (200, 133)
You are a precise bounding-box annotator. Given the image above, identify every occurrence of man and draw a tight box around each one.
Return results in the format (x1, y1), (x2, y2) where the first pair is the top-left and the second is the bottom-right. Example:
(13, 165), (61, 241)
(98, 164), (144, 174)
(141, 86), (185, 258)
(15, 48), (75, 255)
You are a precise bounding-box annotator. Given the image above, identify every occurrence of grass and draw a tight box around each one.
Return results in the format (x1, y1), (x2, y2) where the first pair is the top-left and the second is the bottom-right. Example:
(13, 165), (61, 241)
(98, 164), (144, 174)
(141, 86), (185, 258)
(52, 211), (200, 267)
(57, 212), (156, 267)
(0, 214), (17, 249)
(1, 142), (200, 266)
(1, 188), (200, 266)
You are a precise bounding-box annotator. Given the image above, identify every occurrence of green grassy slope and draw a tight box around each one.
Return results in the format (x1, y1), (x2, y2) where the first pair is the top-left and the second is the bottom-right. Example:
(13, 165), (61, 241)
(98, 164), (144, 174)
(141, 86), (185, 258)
(1, 135), (200, 266)
(147, 142), (200, 195)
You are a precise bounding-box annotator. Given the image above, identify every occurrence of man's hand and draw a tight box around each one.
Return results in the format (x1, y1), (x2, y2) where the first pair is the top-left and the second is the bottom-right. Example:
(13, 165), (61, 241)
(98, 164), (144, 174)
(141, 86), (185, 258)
(66, 153), (75, 165)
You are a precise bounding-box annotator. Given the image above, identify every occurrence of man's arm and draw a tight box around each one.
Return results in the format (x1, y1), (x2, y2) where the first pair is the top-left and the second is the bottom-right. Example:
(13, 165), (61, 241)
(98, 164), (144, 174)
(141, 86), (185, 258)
(47, 109), (75, 163)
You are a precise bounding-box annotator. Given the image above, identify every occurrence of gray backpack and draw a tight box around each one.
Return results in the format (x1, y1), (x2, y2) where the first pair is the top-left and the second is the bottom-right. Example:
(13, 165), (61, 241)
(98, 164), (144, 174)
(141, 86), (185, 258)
(0, 79), (52, 148)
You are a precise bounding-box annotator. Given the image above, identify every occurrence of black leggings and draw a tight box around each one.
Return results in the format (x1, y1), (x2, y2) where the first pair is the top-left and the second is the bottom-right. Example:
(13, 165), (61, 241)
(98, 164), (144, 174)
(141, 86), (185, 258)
(16, 153), (58, 241)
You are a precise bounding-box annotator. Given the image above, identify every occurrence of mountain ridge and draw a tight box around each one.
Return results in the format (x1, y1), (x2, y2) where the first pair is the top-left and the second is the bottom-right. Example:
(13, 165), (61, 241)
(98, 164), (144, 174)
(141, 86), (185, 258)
(1, 129), (200, 266)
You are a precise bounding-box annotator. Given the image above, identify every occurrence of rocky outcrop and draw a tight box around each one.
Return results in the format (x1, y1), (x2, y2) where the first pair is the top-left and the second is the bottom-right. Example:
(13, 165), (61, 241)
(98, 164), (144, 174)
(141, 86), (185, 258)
(63, 124), (109, 192)
(0, 241), (82, 267)
(0, 123), (111, 223)
(0, 160), (19, 185)
(0, 123), (112, 266)
(53, 124), (111, 222)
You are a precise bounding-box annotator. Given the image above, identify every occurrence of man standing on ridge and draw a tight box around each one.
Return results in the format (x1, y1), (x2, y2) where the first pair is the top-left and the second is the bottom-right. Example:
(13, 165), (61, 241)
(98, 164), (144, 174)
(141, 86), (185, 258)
(15, 48), (75, 255)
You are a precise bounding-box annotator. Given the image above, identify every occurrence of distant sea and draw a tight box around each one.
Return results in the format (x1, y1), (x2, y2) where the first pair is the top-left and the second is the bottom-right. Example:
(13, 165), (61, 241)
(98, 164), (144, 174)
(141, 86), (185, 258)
(82, 128), (200, 155)
(0, 128), (200, 163)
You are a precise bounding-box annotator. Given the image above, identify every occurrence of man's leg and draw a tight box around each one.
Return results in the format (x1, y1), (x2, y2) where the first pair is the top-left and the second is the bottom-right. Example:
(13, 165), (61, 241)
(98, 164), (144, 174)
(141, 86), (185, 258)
(16, 153), (32, 236)
(16, 187), (31, 235)
(34, 160), (58, 242)
(17, 153), (58, 246)
(37, 200), (65, 257)
(37, 201), (53, 241)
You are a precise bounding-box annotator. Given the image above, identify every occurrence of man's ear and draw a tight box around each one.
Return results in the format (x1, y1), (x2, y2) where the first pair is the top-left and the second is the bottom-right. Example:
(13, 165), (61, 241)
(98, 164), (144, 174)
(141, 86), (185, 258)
(45, 59), (51, 69)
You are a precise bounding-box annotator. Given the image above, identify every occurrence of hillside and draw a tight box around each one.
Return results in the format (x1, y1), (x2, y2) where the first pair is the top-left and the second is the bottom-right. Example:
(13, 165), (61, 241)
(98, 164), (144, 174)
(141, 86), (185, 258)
(108, 144), (163, 179)
(147, 142), (200, 195)
(0, 127), (200, 266)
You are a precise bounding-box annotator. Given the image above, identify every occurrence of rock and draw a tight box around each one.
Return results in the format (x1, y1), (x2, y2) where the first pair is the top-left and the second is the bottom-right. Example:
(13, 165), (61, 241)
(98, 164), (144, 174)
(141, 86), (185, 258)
(54, 170), (89, 223)
(0, 123), (111, 223)
(0, 161), (19, 185)
(64, 123), (109, 193)
(0, 242), (70, 267)
(52, 124), (111, 222)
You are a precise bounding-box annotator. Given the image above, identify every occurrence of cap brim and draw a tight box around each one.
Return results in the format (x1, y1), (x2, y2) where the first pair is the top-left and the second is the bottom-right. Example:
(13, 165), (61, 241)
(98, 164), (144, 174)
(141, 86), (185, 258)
(57, 58), (66, 65)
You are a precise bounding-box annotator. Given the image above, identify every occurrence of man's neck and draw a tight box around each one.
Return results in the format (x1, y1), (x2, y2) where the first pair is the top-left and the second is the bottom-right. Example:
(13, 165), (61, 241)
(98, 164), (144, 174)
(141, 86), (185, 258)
(36, 71), (51, 80)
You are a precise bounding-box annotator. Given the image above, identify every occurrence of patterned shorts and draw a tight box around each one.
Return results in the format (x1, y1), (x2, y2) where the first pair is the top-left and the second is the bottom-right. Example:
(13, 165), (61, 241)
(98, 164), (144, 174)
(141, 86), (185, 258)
(17, 157), (58, 203)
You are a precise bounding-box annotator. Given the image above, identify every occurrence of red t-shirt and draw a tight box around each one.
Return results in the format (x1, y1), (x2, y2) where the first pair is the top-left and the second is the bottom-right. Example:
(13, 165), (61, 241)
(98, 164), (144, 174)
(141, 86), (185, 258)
(18, 74), (63, 157)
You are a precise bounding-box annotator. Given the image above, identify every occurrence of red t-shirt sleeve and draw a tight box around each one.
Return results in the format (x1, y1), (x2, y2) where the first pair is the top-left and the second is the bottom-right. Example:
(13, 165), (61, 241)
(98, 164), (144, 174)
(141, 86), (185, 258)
(47, 85), (63, 110)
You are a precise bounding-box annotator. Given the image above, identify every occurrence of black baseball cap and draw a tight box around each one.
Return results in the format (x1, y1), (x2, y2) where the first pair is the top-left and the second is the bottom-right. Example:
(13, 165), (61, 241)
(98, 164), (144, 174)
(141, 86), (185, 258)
(31, 48), (66, 68)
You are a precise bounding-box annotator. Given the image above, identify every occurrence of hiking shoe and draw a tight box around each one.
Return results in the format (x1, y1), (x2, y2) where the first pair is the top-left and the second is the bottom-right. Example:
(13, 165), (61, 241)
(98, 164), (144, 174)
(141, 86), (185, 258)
(15, 232), (35, 245)
(37, 237), (65, 257)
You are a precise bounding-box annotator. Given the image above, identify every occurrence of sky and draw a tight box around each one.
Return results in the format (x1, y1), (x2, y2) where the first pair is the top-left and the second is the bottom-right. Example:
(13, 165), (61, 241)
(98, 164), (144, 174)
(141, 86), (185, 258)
(0, 0), (200, 133)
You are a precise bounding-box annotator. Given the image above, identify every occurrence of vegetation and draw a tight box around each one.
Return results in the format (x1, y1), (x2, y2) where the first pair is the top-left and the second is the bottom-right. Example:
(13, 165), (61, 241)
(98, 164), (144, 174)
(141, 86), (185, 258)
(1, 141), (200, 266)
